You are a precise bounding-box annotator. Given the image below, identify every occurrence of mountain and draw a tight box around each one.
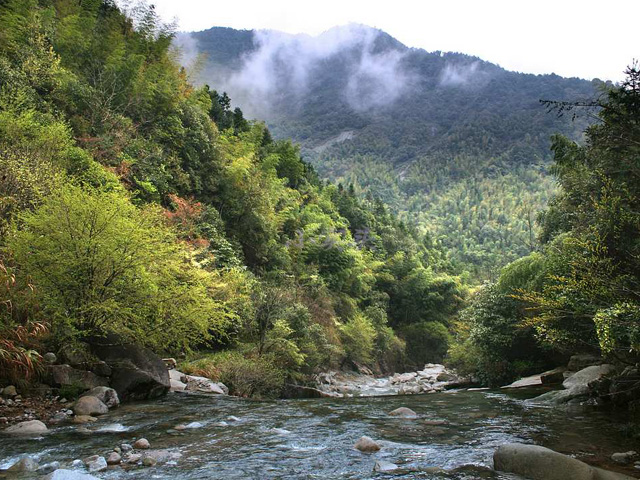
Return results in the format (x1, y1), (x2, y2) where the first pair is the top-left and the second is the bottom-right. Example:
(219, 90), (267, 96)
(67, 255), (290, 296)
(182, 25), (599, 279)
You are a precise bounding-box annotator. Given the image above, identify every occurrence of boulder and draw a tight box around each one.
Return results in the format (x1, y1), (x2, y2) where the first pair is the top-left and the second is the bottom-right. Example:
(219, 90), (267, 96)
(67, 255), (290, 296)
(43, 352), (57, 364)
(47, 365), (108, 390)
(8, 457), (39, 472)
(611, 451), (637, 464)
(106, 452), (122, 465)
(44, 470), (100, 480)
(81, 386), (120, 408)
(494, 443), (635, 480)
(541, 367), (566, 385)
(533, 364), (616, 404)
(568, 354), (602, 371)
(134, 438), (150, 449)
(90, 335), (170, 401)
(388, 407), (418, 418)
(183, 374), (226, 394)
(73, 396), (109, 416)
(4, 419), (48, 435)
(1, 385), (17, 397)
(169, 369), (187, 392)
(85, 456), (107, 473)
(354, 436), (381, 453)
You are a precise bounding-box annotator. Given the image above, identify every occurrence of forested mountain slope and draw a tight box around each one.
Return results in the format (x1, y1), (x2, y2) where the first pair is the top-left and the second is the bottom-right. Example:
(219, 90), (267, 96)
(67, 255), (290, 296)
(186, 25), (599, 278)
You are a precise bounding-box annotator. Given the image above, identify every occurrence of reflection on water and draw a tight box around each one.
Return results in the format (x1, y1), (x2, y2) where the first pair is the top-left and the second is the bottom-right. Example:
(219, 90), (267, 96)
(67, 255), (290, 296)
(0, 388), (637, 479)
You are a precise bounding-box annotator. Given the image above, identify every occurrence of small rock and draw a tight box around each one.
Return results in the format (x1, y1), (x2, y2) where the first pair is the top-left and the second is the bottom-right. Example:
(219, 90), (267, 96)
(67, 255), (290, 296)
(43, 352), (57, 364)
(374, 460), (398, 472)
(72, 415), (97, 424)
(37, 461), (61, 474)
(227, 416), (241, 422)
(86, 456), (107, 473)
(121, 443), (133, 452)
(174, 424), (187, 431)
(8, 457), (39, 472)
(388, 407), (418, 418)
(71, 459), (84, 468)
(612, 451), (637, 464)
(134, 438), (150, 449)
(354, 436), (381, 453)
(2, 385), (17, 397)
(4, 419), (48, 435)
(142, 456), (157, 467)
(73, 396), (109, 416)
(106, 452), (121, 465)
(125, 453), (142, 464)
(114, 446), (121, 454)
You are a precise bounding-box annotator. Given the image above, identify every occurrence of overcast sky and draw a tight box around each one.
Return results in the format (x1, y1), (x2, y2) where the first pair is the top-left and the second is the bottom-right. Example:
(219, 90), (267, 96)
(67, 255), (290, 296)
(149, 0), (637, 82)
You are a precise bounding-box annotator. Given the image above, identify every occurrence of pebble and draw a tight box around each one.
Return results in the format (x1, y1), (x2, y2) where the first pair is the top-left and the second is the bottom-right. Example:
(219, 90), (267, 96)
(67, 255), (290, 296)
(121, 443), (133, 452)
(133, 438), (150, 449)
(106, 452), (121, 465)
(142, 456), (157, 467)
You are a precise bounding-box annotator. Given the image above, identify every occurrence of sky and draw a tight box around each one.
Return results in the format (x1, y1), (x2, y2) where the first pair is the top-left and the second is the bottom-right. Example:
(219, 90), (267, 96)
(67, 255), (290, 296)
(148, 0), (638, 82)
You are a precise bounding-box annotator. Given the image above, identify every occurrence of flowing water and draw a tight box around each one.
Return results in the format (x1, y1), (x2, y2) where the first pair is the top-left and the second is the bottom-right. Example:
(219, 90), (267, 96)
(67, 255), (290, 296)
(0, 388), (638, 479)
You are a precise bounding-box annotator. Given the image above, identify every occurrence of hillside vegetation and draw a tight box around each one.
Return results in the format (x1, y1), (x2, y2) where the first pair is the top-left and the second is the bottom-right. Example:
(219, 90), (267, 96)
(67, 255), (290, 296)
(188, 26), (599, 278)
(0, 0), (464, 395)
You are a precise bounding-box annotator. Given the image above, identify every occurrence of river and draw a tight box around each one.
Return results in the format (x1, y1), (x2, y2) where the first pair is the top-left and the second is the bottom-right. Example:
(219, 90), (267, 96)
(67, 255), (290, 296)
(0, 388), (637, 479)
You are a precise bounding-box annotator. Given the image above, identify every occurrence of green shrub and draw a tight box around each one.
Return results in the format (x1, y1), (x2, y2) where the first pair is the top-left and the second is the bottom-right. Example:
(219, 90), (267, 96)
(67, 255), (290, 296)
(339, 314), (376, 365)
(182, 350), (285, 398)
(401, 321), (451, 366)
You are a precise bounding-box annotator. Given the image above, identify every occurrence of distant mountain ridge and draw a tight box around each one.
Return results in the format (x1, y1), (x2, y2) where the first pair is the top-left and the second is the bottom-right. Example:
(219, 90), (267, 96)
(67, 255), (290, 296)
(182, 25), (598, 278)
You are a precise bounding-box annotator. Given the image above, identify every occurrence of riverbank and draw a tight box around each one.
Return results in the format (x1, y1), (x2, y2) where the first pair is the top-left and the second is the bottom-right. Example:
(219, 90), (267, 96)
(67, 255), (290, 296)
(2, 382), (640, 479)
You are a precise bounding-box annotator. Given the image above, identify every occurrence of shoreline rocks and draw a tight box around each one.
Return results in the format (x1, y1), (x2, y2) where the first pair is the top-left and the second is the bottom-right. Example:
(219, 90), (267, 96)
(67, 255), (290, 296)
(315, 364), (468, 397)
(494, 443), (635, 480)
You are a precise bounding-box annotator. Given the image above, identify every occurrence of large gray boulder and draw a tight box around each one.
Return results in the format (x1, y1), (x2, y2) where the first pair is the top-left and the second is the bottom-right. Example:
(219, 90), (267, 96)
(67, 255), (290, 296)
(73, 396), (109, 416)
(4, 420), (48, 435)
(494, 443), (635, 480)
(90, 335), (169, 401)
(533, 364), (616, 404)
(47, 364), (108, 391)
(81, 386), (119, 408)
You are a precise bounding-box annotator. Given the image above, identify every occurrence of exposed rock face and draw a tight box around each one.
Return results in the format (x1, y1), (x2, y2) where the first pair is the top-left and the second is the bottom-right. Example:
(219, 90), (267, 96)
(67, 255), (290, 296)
(90, 335), (170, 401)
(354, 436), (381, 452)
(494, 443), (635, 480)
(47, 365), (108, 391)
(4, 419), (48, 435)
(73, 396), (109, 416)
(533, 364), (616, 404)
(568, 354), (602, 371)
(81, 386), (120, 408)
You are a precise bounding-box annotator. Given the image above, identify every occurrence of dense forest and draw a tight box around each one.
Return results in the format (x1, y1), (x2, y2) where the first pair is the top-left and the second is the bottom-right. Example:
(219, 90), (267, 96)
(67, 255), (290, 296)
(1, 0), (638, 400)
(188, 26), (600, 279)
(0, 0), (465, 397)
